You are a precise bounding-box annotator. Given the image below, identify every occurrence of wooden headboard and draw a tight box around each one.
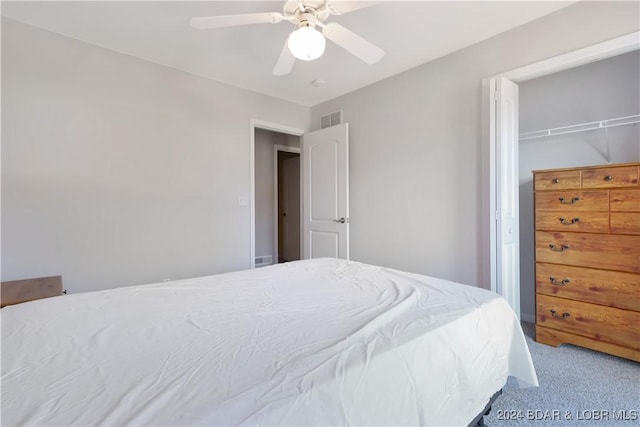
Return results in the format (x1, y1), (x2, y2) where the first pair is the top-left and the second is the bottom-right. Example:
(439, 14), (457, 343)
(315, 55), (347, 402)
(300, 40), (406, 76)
(1, 276), (64, 308)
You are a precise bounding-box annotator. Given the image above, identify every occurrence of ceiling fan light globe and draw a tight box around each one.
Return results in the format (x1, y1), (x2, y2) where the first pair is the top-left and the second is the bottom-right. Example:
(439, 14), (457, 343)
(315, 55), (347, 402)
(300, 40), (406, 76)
(288, 25), (326, 61)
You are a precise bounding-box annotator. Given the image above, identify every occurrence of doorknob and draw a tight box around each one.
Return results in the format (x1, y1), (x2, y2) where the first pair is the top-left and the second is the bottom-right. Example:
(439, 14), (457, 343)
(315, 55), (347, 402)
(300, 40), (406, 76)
(333, 217), (347, 223)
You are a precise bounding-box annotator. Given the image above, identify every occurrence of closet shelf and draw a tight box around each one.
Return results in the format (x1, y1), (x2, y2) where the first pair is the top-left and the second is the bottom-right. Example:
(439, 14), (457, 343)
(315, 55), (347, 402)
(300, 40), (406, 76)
(520, 114), (640, 141)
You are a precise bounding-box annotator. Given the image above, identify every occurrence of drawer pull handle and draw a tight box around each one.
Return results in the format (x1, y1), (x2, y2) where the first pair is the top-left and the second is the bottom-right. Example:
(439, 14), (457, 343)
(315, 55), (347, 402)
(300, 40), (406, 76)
(552, 178), (560, 184)
(558, 196), (580, 205)
(550, 309), (570, 319)
(549, 243), (570, 252)
(559, 217), (580, 225)
(549, 277), (570, 286)
(604, 175), (613, 181)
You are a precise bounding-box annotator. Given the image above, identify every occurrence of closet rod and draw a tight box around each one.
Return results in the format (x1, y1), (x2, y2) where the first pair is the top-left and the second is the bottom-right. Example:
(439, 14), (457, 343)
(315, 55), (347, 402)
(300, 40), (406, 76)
(519, 114), (640, 141)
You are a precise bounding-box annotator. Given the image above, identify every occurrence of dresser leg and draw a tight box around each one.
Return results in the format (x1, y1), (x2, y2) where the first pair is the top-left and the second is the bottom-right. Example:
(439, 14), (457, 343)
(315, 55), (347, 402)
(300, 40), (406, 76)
(536, 325), (562, 347)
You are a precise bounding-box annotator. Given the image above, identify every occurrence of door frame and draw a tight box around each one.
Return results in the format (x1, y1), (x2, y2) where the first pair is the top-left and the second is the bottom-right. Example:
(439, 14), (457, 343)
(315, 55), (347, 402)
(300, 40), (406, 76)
(250, 119), (305, 269)
(483, 31), (639, 318)
(273, 144), (301, 264)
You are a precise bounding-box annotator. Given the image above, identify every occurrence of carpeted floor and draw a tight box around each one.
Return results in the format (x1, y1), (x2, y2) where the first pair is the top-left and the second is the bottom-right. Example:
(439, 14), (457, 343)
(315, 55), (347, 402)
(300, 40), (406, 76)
(484, 322), (640, 426)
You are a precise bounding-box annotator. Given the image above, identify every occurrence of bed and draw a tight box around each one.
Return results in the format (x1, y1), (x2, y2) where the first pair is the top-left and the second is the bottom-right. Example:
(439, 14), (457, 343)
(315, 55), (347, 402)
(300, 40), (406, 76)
(1, 258), (537, 426)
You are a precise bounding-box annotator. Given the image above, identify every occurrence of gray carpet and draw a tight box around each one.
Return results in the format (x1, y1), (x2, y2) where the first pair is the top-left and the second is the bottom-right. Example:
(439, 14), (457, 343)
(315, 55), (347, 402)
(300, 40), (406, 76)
(484, 323), (640, 426)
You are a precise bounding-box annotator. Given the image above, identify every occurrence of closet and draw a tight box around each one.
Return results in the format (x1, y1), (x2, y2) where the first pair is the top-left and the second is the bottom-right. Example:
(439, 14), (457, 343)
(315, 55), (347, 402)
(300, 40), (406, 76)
(518, 51), (640, 358)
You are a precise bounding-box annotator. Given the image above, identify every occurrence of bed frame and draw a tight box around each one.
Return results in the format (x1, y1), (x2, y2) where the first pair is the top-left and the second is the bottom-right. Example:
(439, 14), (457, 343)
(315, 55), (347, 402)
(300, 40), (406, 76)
(0, 276), (64, 308)
(468, 389), (503, 427)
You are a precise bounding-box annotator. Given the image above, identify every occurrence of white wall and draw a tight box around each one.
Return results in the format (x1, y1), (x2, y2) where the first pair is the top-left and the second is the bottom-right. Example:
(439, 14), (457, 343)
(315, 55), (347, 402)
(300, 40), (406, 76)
(254, 129), (299, 262)
(310, 1), (640, 287)
(518, 51), (640, 321)
(1, 18), (309, 293)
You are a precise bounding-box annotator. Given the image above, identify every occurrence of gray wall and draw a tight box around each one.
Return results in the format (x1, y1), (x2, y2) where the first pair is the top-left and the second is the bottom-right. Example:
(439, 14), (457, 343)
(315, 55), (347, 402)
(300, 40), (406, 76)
(2, 2), (639, 296)
(254, 129), (300, 262)
(1, 18), (309, 293)
(310, 1), (639, 288)
(518, 51), (640, 321)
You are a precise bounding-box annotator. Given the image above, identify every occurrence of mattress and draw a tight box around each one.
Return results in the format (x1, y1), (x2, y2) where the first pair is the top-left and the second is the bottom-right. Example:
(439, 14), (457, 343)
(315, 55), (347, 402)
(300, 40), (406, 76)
(1, 258), (537, 426)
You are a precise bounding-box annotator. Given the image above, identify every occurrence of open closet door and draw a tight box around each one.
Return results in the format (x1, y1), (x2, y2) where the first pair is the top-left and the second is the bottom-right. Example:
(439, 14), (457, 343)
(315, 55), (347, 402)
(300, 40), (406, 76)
(302, 123), (349, 260)
(493, 77), (521, 319)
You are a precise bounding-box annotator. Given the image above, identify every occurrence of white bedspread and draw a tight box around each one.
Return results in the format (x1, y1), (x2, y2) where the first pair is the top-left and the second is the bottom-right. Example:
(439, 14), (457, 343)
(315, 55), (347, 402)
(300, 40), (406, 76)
(1, 258), (537, 426)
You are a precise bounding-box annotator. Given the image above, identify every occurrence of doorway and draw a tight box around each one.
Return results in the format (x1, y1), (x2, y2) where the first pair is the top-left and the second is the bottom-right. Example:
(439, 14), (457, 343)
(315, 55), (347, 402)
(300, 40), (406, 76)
(251, 120), (304, 269)
(276, 148), (301, 263)
(516, 50), (639, 322)
(484, 31), (639, 319)
(249, 119), (351, 268)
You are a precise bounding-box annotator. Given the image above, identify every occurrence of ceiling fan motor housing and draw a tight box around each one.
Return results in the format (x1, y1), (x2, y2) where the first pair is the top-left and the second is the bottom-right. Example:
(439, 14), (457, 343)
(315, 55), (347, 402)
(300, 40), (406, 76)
(296, 13), (319, 28)
(283, 0), (331, 23)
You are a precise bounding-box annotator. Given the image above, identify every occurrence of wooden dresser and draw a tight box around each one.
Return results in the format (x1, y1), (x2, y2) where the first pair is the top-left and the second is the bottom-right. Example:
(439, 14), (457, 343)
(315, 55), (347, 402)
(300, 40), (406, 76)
(533, 162), (640, 362)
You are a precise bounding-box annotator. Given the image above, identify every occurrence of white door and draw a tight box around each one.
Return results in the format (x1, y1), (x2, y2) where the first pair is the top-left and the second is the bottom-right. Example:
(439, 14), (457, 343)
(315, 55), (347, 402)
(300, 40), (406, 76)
(302, 123), (349, 259)
(282, 155), (300, 261)
(493, 77), (521, 319)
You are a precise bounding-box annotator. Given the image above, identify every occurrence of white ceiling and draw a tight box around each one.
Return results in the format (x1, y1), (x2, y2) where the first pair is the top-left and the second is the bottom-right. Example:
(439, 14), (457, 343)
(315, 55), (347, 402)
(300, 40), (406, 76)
(2, 1), (575, 106)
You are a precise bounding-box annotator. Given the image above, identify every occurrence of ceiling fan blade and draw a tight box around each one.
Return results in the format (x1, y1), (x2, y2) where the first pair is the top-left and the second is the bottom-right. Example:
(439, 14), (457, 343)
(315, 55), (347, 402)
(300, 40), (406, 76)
(273, 40), (296, 76)
(322, 23), (385, 64)
(190, 12), (283, 30)
(326, 1), (381, 16)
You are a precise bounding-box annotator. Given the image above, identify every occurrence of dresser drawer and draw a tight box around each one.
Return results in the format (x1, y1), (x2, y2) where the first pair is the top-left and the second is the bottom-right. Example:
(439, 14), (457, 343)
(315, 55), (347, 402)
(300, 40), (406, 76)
(610, 189), (640, 212)
(535, 231), (640, 273)
(537, 294), (640, 350)
(535, 211), (608, 233)
(535, 170), (581, 191)
(535, 191), (609, 211)
(582, 165), (639, 189)
(536, 263), (639, 311)
(611, 213), (640, 235)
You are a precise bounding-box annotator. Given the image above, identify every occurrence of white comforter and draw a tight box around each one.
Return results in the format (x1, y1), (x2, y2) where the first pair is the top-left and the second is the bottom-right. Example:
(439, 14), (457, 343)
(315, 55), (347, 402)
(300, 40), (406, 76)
(1, 258), (537, 426)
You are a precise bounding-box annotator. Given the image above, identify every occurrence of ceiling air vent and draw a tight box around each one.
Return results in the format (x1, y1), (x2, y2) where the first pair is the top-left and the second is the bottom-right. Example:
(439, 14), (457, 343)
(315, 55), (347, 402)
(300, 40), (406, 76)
(320, 111), (342, 129)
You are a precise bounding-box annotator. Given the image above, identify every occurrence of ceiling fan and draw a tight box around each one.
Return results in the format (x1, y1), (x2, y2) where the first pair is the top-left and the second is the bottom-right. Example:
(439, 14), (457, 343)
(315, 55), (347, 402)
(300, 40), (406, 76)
(190, 0), (385, 76)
